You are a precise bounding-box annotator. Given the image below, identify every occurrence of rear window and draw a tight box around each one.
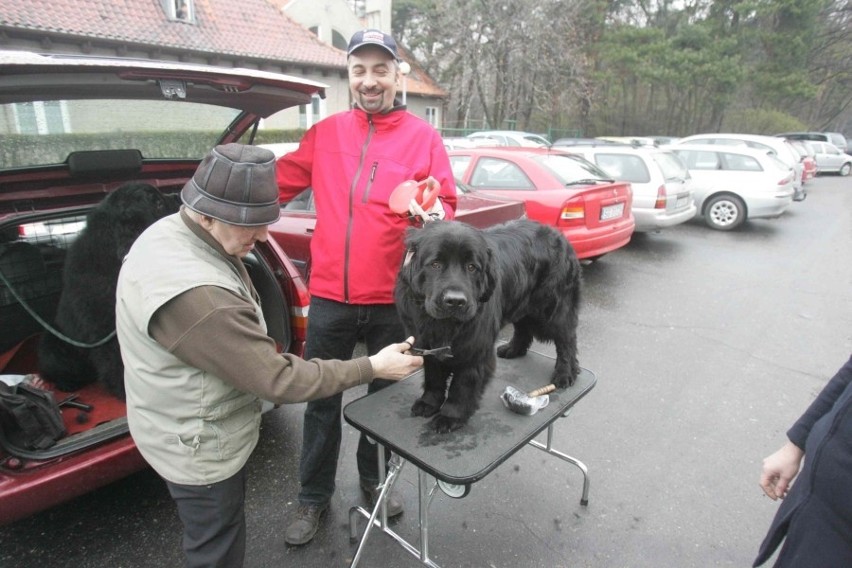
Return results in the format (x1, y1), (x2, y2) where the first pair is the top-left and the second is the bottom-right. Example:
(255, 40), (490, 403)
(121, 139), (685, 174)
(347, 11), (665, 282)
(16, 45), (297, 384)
(652, 152), (689, 180)
(2, 98), (240, 169)
(592, 153), (651, 183)
(532, 153), (612, 184)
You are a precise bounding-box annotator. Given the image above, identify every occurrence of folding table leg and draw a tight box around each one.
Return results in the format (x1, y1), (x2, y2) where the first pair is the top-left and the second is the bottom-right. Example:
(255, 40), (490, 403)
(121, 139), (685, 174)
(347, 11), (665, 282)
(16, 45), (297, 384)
(528, 423), (591, 506)
(349, 446), (403, 567)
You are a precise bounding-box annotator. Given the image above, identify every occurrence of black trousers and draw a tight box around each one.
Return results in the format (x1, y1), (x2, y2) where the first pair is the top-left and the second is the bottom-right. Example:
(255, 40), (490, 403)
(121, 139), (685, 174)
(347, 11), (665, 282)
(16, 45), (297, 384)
(165, 466), (247, 568)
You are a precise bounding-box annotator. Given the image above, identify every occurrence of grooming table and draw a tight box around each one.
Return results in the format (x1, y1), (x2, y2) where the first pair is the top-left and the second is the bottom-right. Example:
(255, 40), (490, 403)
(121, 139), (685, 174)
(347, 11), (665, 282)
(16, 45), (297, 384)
(344, 347), (596, 567)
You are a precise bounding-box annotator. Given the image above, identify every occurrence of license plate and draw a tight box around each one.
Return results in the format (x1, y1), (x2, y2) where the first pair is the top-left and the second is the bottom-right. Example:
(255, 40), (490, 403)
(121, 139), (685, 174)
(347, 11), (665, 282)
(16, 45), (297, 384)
(600, 202), (624, 221)
(676, 195), (689, 208)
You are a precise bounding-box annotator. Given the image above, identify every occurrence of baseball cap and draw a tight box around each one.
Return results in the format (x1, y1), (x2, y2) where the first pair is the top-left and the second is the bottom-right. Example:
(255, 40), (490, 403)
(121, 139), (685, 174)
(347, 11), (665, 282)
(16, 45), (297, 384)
(347, 29), (400, 61)
(181, 144), (280, 227)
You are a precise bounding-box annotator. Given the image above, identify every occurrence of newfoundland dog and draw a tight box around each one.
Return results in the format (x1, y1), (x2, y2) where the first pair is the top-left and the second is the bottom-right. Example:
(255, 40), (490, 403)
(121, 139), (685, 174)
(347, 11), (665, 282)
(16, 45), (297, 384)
(38, 182), (179, 399)
(394, 219), (581, 433)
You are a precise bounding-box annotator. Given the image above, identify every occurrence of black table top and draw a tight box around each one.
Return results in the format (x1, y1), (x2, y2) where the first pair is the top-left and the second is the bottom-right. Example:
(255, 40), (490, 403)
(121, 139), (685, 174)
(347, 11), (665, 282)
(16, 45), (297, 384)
(344, 348), (596, 486)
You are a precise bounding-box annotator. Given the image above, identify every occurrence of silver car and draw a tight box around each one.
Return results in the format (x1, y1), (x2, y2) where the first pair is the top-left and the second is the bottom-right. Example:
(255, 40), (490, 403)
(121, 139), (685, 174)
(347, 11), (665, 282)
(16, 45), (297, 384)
(807, 141), (852, 176)
(669, 144), (795, 230)
(677, 133), (806, 201)
(560, 146), (696, 232)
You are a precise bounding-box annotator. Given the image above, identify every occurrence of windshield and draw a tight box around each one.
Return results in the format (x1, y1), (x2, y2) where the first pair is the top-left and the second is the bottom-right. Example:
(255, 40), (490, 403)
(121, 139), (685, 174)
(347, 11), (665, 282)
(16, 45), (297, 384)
(532, 153), (612, 184)
(1, 98), (241, 169)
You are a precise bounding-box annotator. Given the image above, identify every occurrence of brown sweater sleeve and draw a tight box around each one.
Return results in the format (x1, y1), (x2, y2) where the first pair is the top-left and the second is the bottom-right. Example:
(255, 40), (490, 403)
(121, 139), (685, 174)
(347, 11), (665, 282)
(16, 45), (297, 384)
(148, 285), (373, 403)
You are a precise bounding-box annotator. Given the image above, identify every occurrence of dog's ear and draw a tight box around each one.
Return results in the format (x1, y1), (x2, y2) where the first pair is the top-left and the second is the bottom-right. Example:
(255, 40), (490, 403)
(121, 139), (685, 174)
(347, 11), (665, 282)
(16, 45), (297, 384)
(478, 246), (498, 303)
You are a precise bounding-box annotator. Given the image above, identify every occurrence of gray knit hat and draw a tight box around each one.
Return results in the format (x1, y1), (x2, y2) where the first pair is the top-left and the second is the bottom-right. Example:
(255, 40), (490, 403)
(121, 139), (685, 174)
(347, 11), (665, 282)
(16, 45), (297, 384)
(181, 144), (280, 226)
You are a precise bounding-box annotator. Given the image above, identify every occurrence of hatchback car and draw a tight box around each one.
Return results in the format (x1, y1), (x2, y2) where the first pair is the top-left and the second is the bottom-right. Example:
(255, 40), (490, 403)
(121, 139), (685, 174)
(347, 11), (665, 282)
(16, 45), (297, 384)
(676, 133), (806, 201)
(806, 141), (852, 176)
(785, 139), (817, 183)
(560, 146), (696, 232)
(267, 182), (527, 281)
(447, 147), (635, 261)
(0, 50), (324, 525)
(668, 144), (795, 230)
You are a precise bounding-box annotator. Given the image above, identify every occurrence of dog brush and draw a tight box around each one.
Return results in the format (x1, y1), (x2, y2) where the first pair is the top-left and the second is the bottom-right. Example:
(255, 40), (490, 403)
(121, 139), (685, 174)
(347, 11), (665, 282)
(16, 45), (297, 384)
(500, 384), (556, 416)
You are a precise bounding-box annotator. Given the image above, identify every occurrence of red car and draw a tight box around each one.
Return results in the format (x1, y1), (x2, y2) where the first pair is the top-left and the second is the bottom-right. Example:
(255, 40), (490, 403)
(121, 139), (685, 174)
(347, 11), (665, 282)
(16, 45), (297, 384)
(267, 180), (527, 282)
(786, 139), (818, 183)
(448, 147), (635, 260)
(0, 51), (322, 525)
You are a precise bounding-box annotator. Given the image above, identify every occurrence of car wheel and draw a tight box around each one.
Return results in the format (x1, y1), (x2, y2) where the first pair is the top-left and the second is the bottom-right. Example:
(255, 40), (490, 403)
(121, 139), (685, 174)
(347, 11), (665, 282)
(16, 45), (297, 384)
(704, 194), (745, 231)
(840, 162), (851, 176)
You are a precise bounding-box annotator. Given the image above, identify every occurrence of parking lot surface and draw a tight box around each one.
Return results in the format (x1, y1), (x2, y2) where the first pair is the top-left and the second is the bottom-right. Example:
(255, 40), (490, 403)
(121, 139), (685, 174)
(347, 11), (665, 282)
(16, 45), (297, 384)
(1, 175), (850, 568)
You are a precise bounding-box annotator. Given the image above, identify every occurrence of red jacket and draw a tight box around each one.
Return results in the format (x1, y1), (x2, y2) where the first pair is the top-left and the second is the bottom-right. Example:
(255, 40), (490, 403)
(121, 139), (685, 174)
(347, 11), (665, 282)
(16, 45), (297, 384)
(276, 106), (457, 304)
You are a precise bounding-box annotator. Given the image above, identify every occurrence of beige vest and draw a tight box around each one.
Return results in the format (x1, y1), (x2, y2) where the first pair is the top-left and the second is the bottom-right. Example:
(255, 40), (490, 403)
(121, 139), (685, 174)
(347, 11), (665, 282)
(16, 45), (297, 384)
(116, 214), (266, 485)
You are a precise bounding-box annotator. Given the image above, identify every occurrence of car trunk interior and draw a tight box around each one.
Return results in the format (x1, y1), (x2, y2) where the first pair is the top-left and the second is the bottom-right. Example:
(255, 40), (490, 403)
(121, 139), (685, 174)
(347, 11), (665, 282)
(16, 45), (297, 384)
(0, 185), (292, 461)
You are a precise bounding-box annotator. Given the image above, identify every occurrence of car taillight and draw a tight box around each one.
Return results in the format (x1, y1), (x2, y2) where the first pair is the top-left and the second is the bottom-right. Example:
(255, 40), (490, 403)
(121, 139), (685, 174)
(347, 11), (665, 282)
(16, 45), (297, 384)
(559, 197), (585, 227)
(779, 175), (792, 185)
(654, 185), (667, 209)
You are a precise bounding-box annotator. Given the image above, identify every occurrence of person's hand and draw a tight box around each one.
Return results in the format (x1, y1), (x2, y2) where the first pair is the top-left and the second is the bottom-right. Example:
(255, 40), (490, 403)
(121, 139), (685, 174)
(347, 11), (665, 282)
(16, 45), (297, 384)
(368, 336), (424, 380)
(408, 177), (445, 223)
(759, 440), (805, 500)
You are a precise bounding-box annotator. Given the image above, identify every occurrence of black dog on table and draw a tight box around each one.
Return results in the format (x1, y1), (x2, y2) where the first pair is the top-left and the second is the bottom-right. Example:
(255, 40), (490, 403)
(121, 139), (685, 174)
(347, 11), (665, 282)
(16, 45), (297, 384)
(38, 182), (179, 399)
(394, 219), (581, 433)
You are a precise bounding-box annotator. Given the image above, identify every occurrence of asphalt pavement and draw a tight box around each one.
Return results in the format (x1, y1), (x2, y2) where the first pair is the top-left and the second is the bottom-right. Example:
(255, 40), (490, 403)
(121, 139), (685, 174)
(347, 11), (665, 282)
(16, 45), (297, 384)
(1, 175), (850, 567)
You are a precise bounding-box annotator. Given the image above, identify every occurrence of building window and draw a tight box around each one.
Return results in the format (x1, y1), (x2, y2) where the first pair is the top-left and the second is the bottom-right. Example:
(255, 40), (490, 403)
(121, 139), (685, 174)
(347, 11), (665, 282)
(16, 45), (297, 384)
(331, 30), (348, 51)
(12, 101), (69, 134)
(425, 107), (438, 127)
(164, 0), (193, 22)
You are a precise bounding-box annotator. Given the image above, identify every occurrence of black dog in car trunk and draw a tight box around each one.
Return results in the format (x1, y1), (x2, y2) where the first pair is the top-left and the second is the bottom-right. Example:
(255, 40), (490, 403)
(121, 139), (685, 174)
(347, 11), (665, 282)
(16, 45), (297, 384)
(37, 182), (179, 399)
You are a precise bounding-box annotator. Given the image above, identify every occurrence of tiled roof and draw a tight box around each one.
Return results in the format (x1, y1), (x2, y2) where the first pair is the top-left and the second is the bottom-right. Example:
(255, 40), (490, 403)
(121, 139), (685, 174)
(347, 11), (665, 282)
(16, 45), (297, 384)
(0, 0), (347, 68)
(399, 46), (447, 99)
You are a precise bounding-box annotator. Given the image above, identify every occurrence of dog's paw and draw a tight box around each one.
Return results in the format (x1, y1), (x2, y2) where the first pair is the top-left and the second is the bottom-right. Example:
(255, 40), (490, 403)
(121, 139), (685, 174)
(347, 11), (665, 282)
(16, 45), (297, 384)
(431, 414), (466, 434)
(496, 342), (526, 359)
(552, 370), (577, 389)
(411, 398), (441, 418)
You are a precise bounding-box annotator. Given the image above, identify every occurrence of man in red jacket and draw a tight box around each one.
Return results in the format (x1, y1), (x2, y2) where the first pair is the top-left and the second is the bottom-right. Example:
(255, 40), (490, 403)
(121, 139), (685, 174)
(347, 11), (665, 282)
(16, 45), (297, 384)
(276, 28), (457, 546)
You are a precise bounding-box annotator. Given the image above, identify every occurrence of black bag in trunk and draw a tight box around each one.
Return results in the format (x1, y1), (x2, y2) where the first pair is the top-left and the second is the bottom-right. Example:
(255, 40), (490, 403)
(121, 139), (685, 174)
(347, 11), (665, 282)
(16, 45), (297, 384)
(0, 380), (66, 451)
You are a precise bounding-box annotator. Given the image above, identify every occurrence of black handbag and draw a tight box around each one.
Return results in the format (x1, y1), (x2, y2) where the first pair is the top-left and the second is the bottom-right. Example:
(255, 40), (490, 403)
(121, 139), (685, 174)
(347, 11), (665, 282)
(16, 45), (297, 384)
(0, 379), (66, 451)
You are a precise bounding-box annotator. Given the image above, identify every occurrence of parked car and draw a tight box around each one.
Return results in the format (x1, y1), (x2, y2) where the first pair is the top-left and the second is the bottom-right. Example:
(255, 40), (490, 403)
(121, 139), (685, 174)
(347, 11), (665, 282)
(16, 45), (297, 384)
(465, 130), (551, 147)
(441, 136), (499, 150)
(0, 50), (325, 525)
(559, 146), (696, 232)
(776, 131), (848, 153)
(267, 181), (527, 281)
(595, 136), (658, 147)
(447, 147), (635, 261)
(668, 144), (795, 230)
(676, 133), (806, 201)
(785, 139), (817, 183)
(552, 137), (628, 148)
(806, 141), (852, 176)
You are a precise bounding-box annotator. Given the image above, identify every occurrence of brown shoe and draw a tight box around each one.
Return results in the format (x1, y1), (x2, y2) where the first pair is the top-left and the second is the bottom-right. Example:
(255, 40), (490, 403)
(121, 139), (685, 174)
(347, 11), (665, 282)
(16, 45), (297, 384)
(359, 479), (404, 517)
(284, 503), (328, 546)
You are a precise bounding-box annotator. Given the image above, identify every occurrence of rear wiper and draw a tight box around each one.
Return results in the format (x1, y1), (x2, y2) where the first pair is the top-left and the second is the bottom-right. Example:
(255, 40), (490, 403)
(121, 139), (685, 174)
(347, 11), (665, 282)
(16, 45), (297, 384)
(565, 178), (613, 186)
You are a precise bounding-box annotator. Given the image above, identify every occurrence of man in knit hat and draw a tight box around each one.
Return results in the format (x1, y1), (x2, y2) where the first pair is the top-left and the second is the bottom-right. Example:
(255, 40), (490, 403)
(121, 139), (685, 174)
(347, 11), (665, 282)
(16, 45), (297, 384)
(116, 143), (422, 568)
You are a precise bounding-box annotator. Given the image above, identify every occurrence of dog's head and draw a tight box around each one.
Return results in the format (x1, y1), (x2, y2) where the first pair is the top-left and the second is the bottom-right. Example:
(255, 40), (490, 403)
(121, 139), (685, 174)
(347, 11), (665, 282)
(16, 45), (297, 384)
(397, 221), (498, 322)
(89, 182), (180, 259)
